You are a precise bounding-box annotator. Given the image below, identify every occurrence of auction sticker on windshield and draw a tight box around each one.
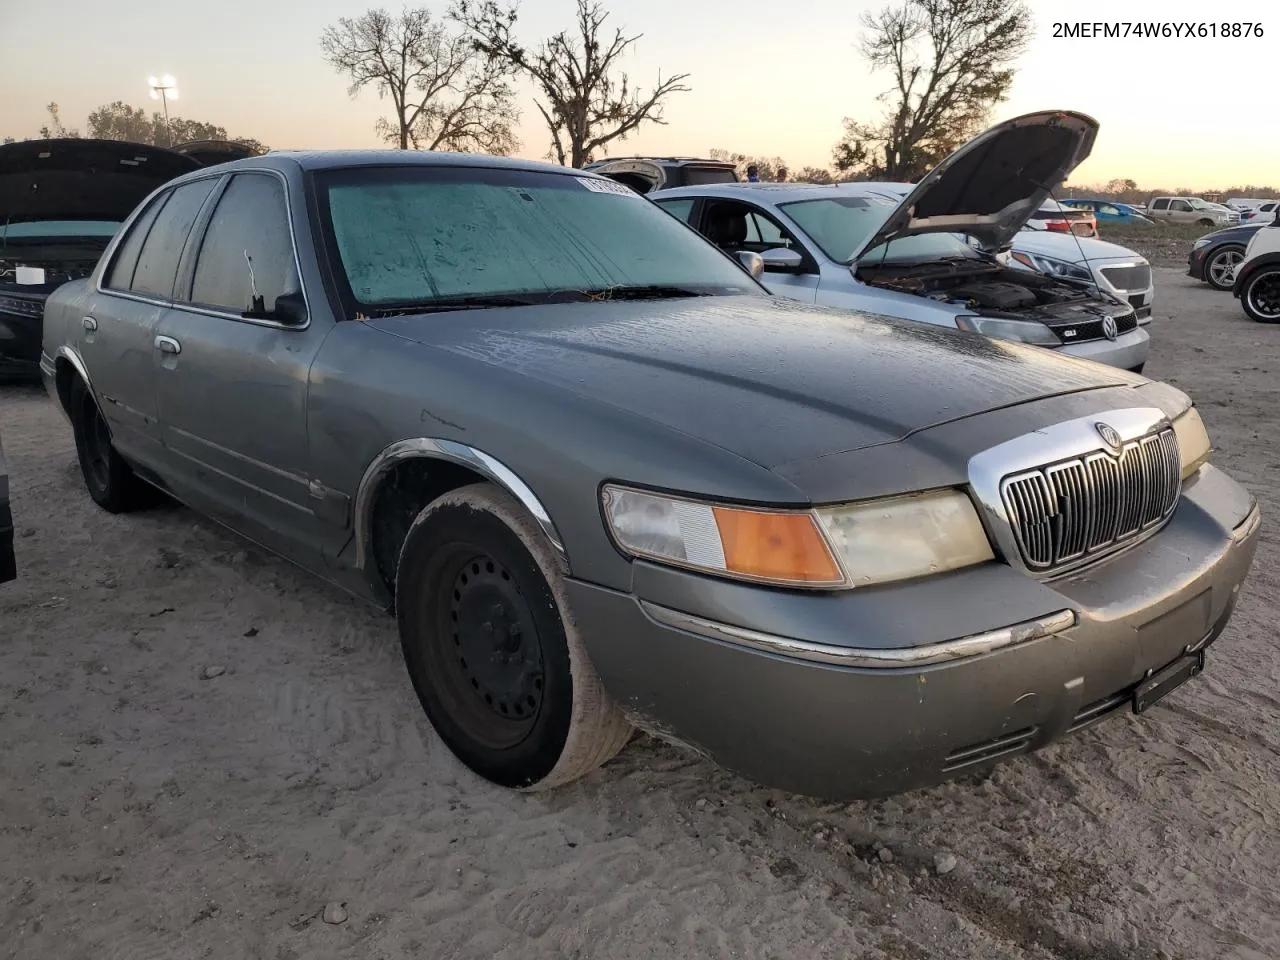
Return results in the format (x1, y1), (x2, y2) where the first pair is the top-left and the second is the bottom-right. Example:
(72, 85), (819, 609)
(575, 177), (642, 198)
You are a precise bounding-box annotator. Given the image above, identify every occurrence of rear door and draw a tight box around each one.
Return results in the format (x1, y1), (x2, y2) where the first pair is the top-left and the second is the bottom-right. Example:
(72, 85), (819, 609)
(79, 177), (219, 472)
(152, 169), (333, 563)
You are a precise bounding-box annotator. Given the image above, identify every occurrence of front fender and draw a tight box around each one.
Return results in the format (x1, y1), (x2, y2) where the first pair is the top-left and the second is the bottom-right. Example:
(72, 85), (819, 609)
(1232, 252), (1280, 298)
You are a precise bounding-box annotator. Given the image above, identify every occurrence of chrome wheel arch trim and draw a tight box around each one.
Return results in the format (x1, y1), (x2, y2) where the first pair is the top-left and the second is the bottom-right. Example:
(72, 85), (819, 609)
(53, 345), (98, 419)
(353, 437), (566, 572)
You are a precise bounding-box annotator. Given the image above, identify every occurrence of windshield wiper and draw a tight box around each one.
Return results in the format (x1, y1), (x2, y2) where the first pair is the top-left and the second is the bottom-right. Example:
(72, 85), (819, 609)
(574, 284), (714, 302)
(363, 294), (543, 318)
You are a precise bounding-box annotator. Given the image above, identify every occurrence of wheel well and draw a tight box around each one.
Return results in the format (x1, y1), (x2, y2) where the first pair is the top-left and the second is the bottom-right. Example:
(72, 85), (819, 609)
(368, 457), (489, 596)
(53, 357), (80, 416)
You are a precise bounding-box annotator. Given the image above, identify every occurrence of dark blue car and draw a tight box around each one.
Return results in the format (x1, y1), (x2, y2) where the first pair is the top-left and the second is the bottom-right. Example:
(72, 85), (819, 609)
(1188, 222), (1269, 291)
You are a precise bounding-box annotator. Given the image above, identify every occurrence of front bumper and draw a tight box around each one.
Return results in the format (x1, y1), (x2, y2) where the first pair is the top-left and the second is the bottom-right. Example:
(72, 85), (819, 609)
(1188, 246), (1208, 281)
(1056, 325), (1149, 371)
(569, 464), (1260, 800)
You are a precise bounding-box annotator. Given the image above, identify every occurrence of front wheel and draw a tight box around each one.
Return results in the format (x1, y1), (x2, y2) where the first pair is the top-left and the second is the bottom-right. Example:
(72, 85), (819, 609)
(1197, 218), (1215, 228)
(1240, 267), (1280, 323)
(396, 483), (632, 790)
(1205, 245), (1245, 291)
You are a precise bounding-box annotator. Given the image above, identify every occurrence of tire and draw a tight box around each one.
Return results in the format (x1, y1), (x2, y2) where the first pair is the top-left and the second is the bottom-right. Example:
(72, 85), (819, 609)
(1128, 363), (1145, 375)
(396, 482), (632, 790)
(69, 377), (152, 513)
(1205, 245), (1245, 291)
(1240, 267), (1280, 324)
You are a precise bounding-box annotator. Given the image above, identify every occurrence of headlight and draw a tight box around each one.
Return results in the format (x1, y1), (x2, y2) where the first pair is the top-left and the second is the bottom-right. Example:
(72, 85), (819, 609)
(1011, 250), (1094, 283)
(601, 485), (993, 589)
(1192, 237), (1213, 250)
(954, 314), (1061, 346)
(1172, 406), (1211, 479)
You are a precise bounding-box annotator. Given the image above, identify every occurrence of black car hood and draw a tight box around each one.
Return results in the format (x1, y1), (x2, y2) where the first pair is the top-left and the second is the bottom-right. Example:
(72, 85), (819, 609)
(172, 139), (259, 167)
(858, 110), (1099, 256)
(370, 295), (1137, 468)
(0, 138), (200, 225)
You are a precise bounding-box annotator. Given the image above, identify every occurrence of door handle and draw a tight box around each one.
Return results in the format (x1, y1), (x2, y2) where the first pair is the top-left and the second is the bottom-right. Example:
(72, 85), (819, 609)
(82, 316), (98, 332)
(154, 335), (181, 356)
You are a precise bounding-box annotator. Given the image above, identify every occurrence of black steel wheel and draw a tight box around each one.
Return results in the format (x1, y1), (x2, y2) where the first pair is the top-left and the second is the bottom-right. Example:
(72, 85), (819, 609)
(1205, 245), (1245, 291)
(396, 483), (631, 790)
(69, 377), (150, 513)
(1241, 268), (1280, 324)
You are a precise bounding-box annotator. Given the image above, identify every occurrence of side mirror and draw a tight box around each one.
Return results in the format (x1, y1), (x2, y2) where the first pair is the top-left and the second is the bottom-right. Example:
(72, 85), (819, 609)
(736, 250), (764, 279)
(243, 290), (307, 326)
(760, 247), (804, 273)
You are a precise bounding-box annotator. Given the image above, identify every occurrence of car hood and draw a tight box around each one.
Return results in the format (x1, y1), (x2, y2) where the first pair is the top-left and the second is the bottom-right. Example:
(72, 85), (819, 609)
(857, 110), (1098, 258)
(1013, 231), (1143, 265)
(0, 138), (200, 225)
(369, 295), (1137, 469)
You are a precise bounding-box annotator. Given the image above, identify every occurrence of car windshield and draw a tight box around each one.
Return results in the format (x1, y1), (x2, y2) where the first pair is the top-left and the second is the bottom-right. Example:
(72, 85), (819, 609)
(779, 195), (979, 264)
(1188, 199), (1212, 209)
(0, 220), (120, 241)
(315, 165), (761, 312)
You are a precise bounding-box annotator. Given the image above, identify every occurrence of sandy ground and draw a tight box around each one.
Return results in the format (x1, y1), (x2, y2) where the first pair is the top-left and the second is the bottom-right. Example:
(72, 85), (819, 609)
(2, 268), (1278, 960)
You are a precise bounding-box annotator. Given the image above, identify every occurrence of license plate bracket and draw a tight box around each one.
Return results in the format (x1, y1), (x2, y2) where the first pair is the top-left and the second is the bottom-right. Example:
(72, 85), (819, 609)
(1132, 651), (1205, 714)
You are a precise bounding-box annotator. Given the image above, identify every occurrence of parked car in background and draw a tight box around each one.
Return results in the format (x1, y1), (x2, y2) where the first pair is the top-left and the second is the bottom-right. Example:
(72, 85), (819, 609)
(580, 156), (737, 195)
(647, 111), (1148, 372)
(1059, 198), (1153, 225)
(0, 431), (14, 584)
(38, 147), (1261, 800)
(861, 182), (1155, 324)
(1147, 196), (1240, 227)
(1226, 198), (1266, 213)
(1240, 200), (1279, 224)
(172, 139), (261, 167)
(1187, 222), (1270, 291)
(0, 138), (200, 379)
(1232, 219), (1280, 323)
(1026, 198), (1097, 237)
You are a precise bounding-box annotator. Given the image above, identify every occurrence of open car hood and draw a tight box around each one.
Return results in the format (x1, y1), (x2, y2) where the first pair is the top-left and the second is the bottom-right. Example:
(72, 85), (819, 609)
(585, 158), (668, 194)
(855, 110), (1099, 259)
(0, 138), (200, 225)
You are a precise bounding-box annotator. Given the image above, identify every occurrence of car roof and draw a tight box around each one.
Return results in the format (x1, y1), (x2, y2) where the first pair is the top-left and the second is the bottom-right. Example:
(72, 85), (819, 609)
(587, 156), (736, 167)
(167, 149), (591, 178)
(652, 182), (893, 203)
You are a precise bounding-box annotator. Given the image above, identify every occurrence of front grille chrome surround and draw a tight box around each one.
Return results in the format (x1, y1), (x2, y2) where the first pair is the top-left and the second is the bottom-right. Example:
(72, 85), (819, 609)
(999, 427), (1181, 573)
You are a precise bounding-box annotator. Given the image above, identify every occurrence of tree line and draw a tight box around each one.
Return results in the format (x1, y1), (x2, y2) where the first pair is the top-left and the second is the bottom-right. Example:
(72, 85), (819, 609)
(13, 0), (1270, 195)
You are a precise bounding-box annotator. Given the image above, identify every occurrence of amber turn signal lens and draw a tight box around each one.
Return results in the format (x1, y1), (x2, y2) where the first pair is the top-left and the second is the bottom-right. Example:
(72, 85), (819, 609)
(711, 507), (843, 584)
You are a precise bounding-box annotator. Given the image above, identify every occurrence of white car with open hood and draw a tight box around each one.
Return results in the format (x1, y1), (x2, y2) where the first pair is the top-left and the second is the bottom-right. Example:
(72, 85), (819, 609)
(645, 110), (1149, 373)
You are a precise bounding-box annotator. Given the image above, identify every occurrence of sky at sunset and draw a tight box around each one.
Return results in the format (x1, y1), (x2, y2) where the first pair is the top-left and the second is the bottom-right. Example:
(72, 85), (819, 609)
(1, 0), (1273, 190)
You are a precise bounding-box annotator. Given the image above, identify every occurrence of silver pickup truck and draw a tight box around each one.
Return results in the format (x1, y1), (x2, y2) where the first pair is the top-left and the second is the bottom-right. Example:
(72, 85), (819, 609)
(1147, 196), (1240, 228)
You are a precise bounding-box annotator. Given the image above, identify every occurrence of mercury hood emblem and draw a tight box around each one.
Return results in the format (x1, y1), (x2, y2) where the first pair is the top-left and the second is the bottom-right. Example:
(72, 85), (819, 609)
(1095, 421), (1122, 450)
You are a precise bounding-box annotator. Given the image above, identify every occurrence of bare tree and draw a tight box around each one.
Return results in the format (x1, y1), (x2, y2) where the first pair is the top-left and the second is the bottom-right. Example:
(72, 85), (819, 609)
(453, 0), (690, 168)
(39, 103), (80, 139)
(832, 0), (1031, 181)
(322, 7), (519, 153)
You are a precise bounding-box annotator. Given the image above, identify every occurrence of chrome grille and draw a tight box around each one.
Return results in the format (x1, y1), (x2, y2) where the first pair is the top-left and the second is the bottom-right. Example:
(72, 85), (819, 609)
(1001, 427), (1180, 572)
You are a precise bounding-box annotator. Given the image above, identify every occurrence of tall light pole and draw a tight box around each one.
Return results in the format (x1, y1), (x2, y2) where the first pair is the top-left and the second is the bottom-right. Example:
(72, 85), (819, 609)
(147, 74), (179, 146)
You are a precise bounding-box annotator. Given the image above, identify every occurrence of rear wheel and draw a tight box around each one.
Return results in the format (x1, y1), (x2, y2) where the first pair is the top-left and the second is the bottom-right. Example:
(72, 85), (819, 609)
(1205, 245), (1245, 291)
(69, 378), (152, 512)
(396, 483), (632, 790)
(1241, 268), (1280, 323)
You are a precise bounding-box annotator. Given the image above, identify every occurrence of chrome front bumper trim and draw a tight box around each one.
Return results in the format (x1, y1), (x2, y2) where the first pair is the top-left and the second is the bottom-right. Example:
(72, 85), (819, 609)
(640, 601), (1077, 669)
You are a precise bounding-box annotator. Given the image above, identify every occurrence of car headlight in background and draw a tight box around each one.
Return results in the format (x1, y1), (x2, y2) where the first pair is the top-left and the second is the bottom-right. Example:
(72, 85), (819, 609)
(953, 314), (1061, 346)
(601, 485), (994, 589)
(1010, 250), (1095, 283)
(1172, 406), (1212, 479)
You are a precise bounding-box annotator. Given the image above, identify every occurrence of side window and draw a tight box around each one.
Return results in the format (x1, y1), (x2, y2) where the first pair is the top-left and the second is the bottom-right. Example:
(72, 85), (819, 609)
(1151, 198), (1170, 211)
(1099, 204), (1122, 216)
(105, 192), (171, 291)
(748, 211), (791, 248)
(131, 179), (219, 299)
(1170, 200), (1192, 212)
(654, 198), (695, 224)
(189, 173), (297, 314)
